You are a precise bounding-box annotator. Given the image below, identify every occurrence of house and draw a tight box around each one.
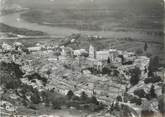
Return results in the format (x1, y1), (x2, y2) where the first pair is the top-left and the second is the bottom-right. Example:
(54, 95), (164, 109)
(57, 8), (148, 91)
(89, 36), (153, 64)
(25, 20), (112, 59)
(60, 46), (73, 57)
(13, 42), (24, 51)
(86, 58), (104, 71)
(154, 67), (165, 81)
(74, 49), (88, 57)
(134, 56), (150, 79)
(96, 50), (110, 61)
(109, 49), (120, 63)
(122, 51), (136, 63)
(28, 46), (41, 52)
(1, 42), (12, 52)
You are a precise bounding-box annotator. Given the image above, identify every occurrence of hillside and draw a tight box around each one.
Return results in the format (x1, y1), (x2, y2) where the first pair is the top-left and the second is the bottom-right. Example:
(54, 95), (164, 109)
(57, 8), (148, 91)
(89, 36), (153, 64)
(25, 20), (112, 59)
(0, 23), (47, 36)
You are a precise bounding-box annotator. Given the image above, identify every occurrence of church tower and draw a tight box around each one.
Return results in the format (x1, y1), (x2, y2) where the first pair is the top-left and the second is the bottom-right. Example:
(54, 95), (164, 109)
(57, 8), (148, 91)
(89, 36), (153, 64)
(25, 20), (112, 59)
(89, 44), (96, 59)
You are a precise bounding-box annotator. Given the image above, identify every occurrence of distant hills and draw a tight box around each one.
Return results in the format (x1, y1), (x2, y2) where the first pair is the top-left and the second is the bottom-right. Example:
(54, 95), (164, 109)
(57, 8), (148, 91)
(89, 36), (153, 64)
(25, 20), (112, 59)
(3, 0), (163, 10)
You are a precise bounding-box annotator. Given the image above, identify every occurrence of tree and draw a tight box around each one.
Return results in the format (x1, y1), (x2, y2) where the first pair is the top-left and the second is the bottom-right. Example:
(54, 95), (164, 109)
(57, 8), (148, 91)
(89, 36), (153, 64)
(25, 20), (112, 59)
(80, 91), (88, 101)
(102, 67), (111, 75)
(90, 96), (99, 105)
(67, 90), (74, 100)
(144, 77), (162, 84)
(144, 42), (148, 51)
(116, 96), (122, 102)
(158, 84), (165, 116)
(149, 85), (157, 98)
(107, 57), (111, 64)
(30, 89), (41, 104)
(0, 62), (23, 89)
(46, 69), (51, 79)
(5, 79), (21, 89)
(148, 56), (160, 76)
(130, 67), (141, 86)
(134, 89), (146, 98)
(162, 84), (165, 94)
(158, 95), (165, 116)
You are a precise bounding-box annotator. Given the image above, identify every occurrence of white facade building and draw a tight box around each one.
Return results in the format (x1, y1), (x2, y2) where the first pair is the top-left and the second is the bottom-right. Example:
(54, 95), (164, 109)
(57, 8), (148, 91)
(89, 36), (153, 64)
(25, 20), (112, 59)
(134, 56), (150, 79)
(74, 49), (88, 56)
(28, 46), (41, 52)
(1, 42), (12, 51)
(89, 44), (96, 59)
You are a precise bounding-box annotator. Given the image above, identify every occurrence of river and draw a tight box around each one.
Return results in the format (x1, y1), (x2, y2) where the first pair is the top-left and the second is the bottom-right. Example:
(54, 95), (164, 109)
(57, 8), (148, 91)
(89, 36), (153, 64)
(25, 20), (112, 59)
(0, 11), (157, 40)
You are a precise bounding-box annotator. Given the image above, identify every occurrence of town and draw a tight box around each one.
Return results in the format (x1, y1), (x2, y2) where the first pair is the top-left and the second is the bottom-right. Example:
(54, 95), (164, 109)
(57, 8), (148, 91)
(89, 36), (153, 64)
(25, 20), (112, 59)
(0, 33), (164, 117)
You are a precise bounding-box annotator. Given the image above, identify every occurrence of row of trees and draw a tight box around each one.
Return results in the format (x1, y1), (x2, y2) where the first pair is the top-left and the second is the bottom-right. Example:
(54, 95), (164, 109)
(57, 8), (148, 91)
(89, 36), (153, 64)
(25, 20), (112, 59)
(20, 87), (104, 112)
(41, 90), (104, 111)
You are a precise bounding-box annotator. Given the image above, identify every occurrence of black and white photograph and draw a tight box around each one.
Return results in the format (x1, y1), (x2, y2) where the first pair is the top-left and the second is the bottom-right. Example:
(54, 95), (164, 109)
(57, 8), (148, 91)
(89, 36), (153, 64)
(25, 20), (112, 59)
(0, 0), (165, 117)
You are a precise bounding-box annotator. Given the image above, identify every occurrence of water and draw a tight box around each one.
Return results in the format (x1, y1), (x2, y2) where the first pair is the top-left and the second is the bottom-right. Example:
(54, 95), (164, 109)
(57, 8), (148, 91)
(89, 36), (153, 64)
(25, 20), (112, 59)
(0, 11), (156, 40)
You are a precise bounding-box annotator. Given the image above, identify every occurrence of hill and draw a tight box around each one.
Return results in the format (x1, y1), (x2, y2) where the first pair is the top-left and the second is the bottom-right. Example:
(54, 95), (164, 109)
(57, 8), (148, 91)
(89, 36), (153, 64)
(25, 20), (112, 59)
(0, 23), (47, 36)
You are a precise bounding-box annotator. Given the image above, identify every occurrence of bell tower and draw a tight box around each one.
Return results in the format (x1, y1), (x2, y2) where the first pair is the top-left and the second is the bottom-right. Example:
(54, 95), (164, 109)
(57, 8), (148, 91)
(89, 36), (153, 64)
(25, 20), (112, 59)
(89, 44), (96, 59)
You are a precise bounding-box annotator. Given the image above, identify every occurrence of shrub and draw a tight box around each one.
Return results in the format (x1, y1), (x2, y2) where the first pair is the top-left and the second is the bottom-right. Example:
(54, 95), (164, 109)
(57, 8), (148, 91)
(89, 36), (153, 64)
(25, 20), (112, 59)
(116, 96), (122, 102)
(26, 73), (47, 85)
(5, 79), (21, 89)
(107, 57), (111, 63)
(134, 89), (147, 98)
(130, 67), (141, 86)
(144, 77), (162, 84)
(102, 67), (111, 75)
(0, 62), (24, 78)
(149, 85), (157, 98)
(148, 56), (160, 76)
(0, 62), (24, 89)
(80, 91), (88, 102)
(67, 90), (74, 100)
(30, 89), (41, 104)
(130, 97), (142, 105)
(90, 96), (99, 105)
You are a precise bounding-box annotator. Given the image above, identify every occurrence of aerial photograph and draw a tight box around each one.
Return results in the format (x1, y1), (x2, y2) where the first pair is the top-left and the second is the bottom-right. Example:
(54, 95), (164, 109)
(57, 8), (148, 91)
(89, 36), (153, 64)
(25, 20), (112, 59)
(0, 0), (164, 117)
